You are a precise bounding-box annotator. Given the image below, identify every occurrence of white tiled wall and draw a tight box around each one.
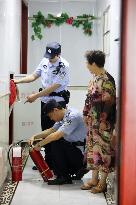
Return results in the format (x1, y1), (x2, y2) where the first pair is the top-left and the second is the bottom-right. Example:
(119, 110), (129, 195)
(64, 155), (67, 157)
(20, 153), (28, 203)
(0, 95), (9, 189)
(96, 0), (121, 96)
(68, 87), (87, 113)
(13, 75), (41, 142)
(0, 0), (21, 189)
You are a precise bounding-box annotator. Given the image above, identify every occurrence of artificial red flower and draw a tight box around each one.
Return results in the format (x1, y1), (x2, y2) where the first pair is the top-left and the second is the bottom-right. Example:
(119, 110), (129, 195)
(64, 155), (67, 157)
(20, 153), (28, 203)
(66, 17), (73, 25)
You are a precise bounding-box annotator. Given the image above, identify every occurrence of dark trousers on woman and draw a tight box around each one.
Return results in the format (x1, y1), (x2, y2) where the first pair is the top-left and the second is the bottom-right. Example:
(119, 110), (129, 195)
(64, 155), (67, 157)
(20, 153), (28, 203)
(41, 101), (66, 169)
(50, 139), (84, 178)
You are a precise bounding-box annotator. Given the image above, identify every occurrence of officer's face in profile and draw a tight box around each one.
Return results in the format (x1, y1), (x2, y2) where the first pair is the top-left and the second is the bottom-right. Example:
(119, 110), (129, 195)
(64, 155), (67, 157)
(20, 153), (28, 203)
(48, 108), (62, 121)
(49, 55), (59, 63)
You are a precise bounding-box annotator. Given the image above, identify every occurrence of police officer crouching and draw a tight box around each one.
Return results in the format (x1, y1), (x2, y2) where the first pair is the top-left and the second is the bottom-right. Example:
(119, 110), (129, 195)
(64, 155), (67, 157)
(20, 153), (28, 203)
(29, 99), (87, 185)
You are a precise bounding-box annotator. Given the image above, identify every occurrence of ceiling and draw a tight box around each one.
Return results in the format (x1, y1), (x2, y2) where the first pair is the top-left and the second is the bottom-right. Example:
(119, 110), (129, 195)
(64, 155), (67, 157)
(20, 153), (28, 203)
(24, 0), (96, 3)
(23, 0), (96, 7)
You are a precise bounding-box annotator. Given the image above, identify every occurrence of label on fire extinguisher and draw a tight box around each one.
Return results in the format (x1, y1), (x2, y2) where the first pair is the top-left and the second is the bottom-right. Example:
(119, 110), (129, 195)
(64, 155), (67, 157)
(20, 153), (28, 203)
(13, 147), (21, 157)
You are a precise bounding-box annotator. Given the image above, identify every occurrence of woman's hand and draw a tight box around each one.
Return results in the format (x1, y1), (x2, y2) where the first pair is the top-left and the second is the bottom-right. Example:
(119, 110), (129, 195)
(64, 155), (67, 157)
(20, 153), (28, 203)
(102, 91), (112, 102)
(99, 122), (107, 133)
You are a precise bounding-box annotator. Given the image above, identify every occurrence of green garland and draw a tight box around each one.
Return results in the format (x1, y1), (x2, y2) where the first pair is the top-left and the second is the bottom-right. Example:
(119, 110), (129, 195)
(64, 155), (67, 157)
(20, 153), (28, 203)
(29, 11), (97, 40)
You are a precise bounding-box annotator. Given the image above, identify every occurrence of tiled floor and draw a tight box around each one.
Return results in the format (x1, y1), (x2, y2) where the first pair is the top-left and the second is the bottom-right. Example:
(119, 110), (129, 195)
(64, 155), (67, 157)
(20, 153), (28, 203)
(10, 154), (107, 205)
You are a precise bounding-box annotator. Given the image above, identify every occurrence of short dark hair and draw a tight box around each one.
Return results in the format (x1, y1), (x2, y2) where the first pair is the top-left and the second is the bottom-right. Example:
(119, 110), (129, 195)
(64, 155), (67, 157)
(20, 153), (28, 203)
(42, 99), (62, 115)
(85, 50), (105, 68)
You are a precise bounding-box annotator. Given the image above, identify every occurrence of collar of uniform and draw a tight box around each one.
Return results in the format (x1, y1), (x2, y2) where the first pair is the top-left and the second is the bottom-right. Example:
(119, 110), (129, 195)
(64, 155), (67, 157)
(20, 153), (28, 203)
(59, 108), (69, 123)
(64, 108), (71, 119)
(48, 58), (61, 69)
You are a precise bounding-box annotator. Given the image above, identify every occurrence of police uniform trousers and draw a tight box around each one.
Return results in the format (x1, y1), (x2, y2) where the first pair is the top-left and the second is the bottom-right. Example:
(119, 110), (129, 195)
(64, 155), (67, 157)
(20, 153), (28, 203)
(41, 101), (66, 169)
(50, 138), (84, 178)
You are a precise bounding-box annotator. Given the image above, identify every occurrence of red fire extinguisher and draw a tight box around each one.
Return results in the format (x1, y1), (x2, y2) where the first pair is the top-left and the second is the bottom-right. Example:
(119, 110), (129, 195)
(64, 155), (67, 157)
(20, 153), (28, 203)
(9, 80), (17, 106)
(29, 147), (53, 182)
(8, 141), (23, 182)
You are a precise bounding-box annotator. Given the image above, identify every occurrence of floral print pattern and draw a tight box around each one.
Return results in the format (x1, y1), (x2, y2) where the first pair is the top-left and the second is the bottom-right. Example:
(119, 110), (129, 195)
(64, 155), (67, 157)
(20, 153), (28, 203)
(83, 72), (116, 173)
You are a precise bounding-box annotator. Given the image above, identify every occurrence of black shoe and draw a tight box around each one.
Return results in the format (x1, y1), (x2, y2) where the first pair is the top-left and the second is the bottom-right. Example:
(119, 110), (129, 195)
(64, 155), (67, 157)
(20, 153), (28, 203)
(71, 167), (89, 180)
(48, 176), (72, 185)
(32, 166), (38, 170)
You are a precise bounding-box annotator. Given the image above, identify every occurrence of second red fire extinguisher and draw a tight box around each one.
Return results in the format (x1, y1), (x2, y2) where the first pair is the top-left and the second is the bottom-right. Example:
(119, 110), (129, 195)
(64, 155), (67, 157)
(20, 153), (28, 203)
(8, 141), (23, 183)
(12, 146), (22, 182)
(29, 147), (53, 182)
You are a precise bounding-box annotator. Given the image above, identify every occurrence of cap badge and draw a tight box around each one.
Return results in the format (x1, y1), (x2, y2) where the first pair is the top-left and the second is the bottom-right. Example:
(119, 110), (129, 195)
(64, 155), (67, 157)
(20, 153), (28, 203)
(48, 49), (51, 53)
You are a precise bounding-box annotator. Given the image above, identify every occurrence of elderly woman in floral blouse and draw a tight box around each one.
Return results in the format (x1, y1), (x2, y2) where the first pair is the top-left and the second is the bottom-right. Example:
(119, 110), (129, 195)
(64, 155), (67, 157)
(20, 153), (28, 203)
(81, 50), (116, 193)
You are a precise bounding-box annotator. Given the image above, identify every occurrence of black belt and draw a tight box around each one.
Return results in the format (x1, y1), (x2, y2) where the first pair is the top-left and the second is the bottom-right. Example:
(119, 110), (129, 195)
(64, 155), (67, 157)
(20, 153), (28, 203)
(71, 141), (85, 147)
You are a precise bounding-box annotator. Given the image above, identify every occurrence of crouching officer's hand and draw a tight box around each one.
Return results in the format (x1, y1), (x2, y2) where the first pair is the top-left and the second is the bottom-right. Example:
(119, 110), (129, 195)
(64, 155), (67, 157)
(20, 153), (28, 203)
(28, 136), (35, 146)
(34, 143), (41, 151)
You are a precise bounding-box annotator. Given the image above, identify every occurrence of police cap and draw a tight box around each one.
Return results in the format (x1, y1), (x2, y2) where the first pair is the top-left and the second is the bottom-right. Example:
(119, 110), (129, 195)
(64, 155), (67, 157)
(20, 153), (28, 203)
(42, 99), (62, 115)
(44, 42), (61, 59)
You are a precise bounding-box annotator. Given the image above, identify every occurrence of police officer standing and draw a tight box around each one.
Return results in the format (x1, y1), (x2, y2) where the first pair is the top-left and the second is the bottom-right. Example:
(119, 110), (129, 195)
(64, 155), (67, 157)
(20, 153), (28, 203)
(29, 99), (87, 185)
(14, 42), (70, 169)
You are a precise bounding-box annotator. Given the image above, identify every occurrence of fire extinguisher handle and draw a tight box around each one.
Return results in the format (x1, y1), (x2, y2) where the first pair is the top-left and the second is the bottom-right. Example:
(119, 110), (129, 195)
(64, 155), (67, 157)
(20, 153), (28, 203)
(16, 140), (23, 146)
(29, 145), (35, 152)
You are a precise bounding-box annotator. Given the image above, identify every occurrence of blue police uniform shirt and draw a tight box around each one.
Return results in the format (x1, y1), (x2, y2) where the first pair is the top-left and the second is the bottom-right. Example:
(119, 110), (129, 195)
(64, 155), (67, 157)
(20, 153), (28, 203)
(53, 108), (87, 143)
(34, 56), (69, 103)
